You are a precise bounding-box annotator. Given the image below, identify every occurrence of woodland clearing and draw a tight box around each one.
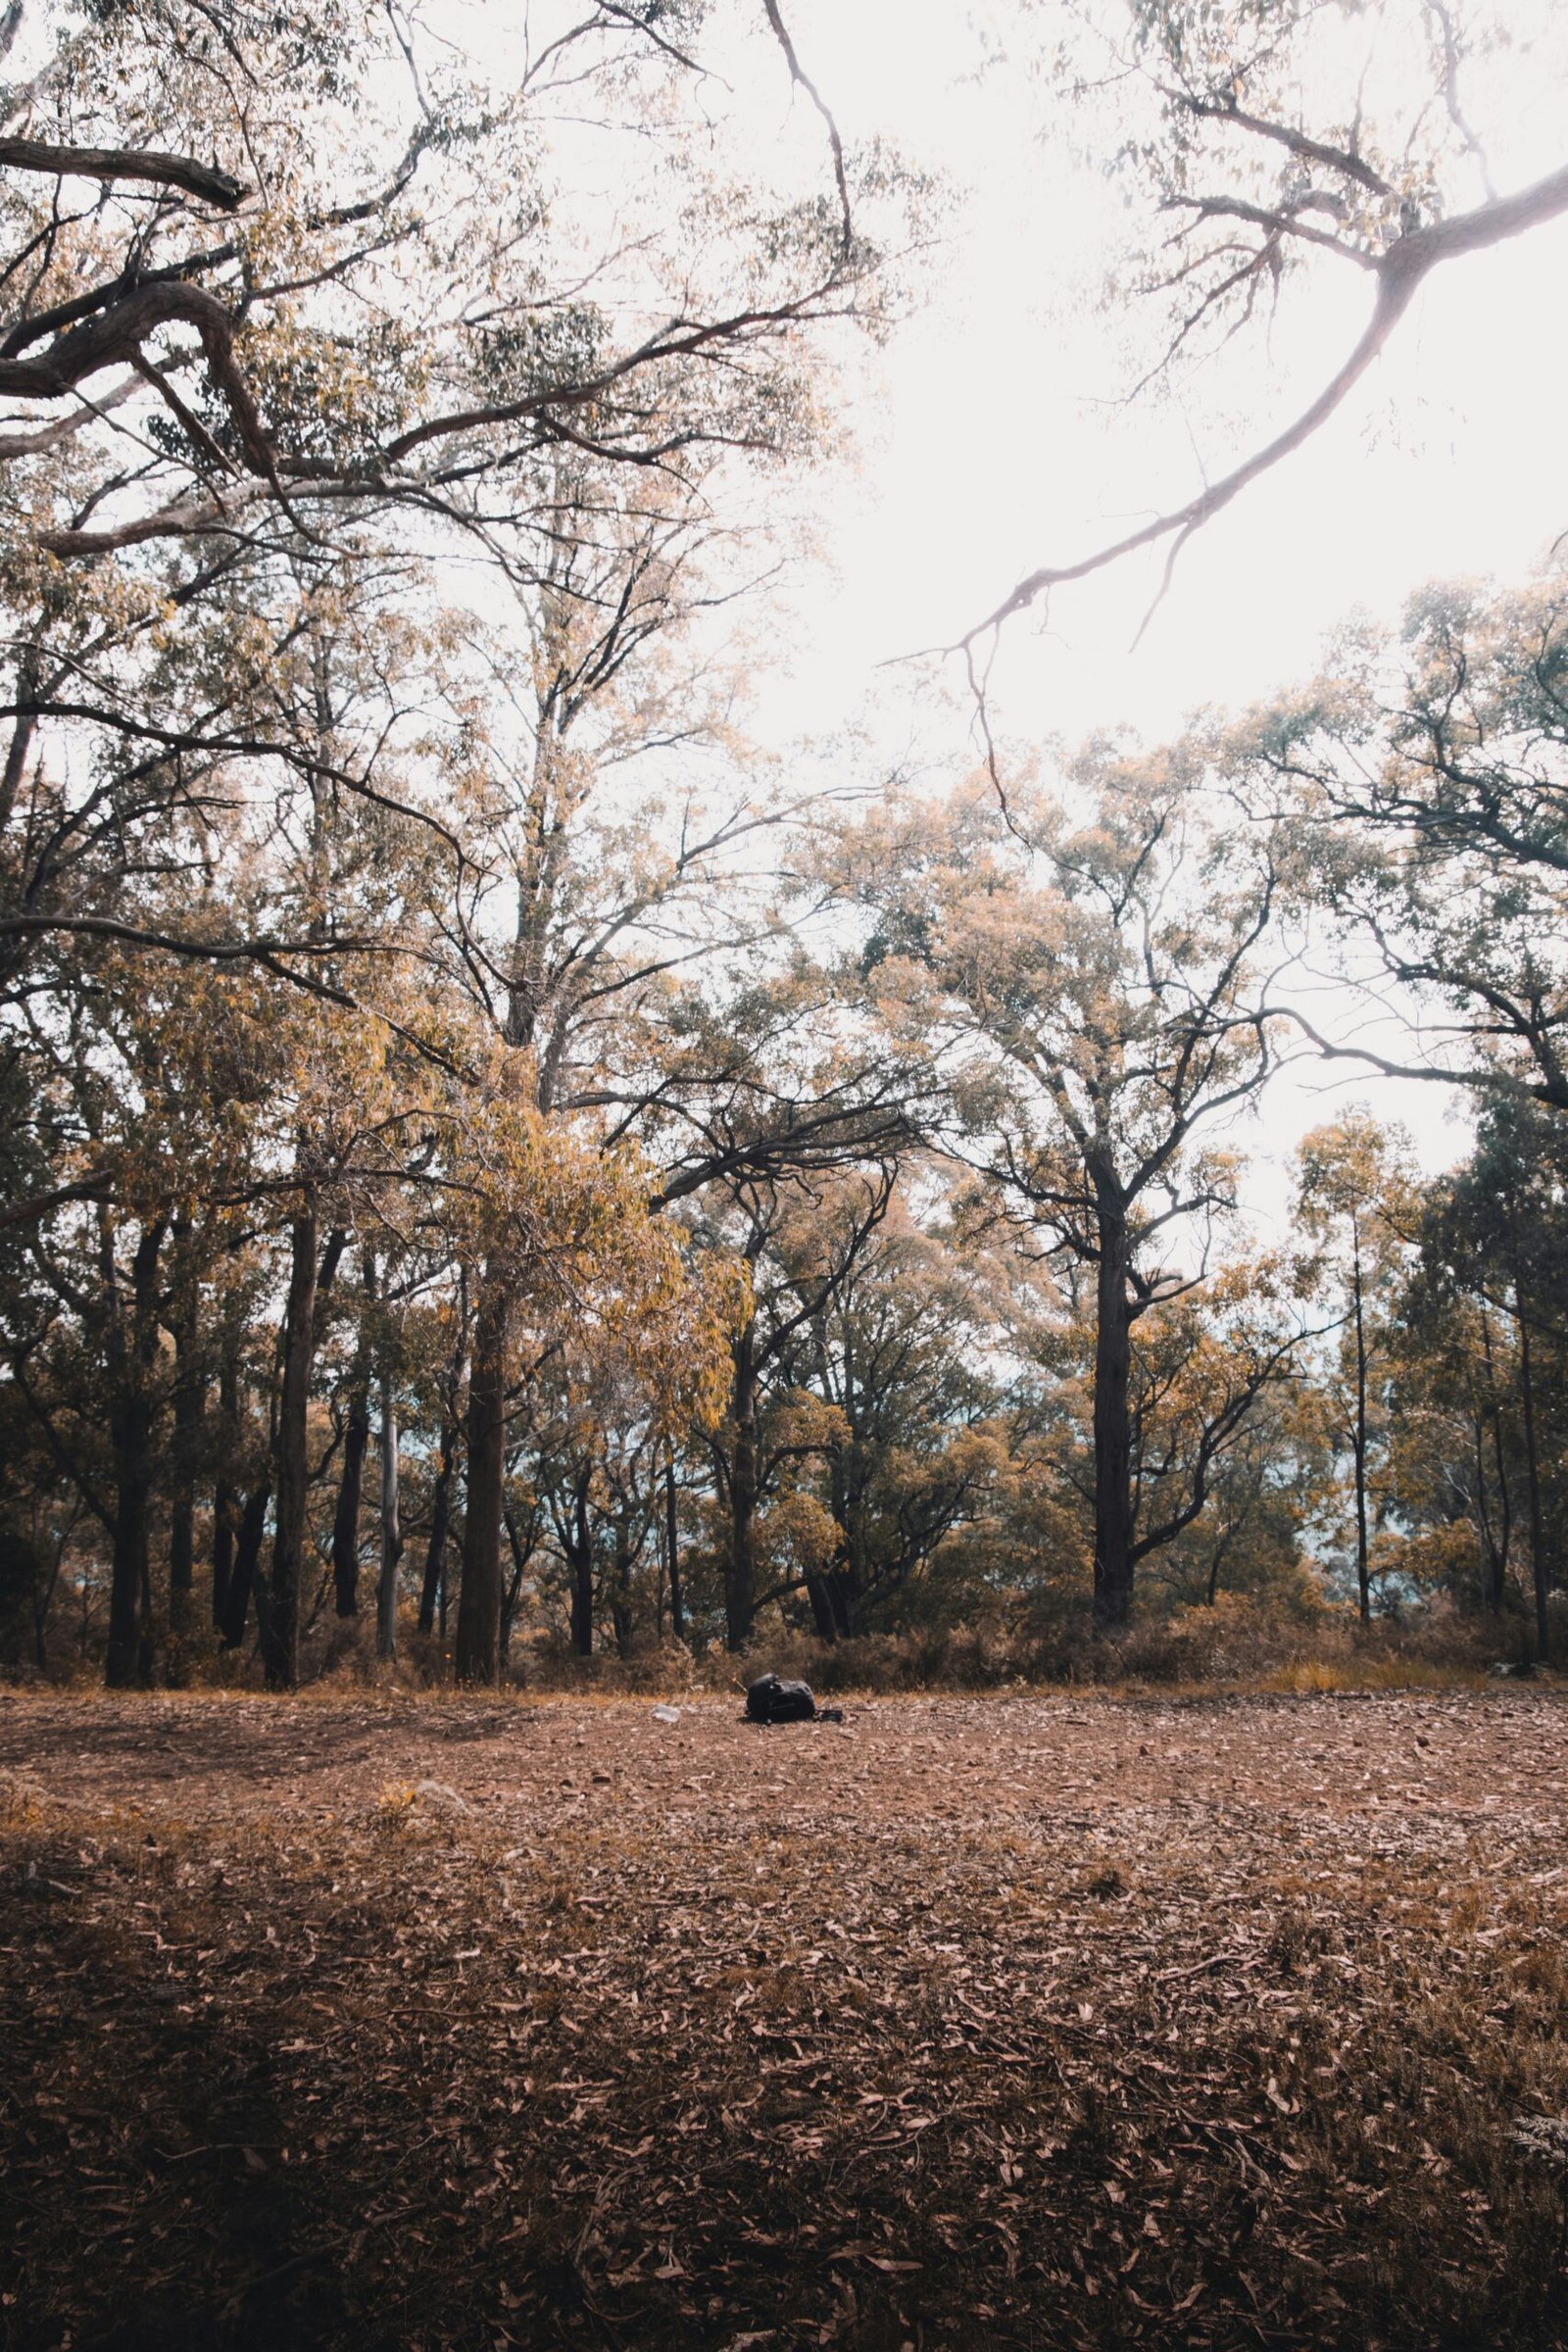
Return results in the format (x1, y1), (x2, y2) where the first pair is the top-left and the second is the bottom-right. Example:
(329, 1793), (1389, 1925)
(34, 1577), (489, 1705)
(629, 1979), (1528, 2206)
(2, 1689), (1567, 2350)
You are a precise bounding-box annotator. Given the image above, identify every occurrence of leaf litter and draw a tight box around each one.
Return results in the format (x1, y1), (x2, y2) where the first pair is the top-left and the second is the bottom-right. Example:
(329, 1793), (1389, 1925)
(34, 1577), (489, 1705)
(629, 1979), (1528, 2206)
(1, 1687), (1566, 2349)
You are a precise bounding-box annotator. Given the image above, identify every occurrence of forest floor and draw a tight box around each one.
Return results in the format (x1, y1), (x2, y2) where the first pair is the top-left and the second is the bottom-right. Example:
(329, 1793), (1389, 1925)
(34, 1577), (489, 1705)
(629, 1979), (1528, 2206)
(2, 1687), (1567, 2352)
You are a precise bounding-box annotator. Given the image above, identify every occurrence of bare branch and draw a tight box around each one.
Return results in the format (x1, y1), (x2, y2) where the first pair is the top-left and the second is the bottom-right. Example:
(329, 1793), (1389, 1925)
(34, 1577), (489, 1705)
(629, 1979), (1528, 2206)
(760, 0), (853, 260)
(970, 159), (1568, 643)
(1269, 999), (1568, 1113)
(1166, 89), (1395, 199)
(0, 368), (139, 457)
(0, 136), (248, 211)
(1163, 192), (1376, 269)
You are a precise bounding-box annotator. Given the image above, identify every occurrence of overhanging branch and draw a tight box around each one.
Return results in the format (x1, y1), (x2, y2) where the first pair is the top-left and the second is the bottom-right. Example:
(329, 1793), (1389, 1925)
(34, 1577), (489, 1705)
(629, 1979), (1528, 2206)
(0, 136), (248, 211)
(966, 158), (1568, 645)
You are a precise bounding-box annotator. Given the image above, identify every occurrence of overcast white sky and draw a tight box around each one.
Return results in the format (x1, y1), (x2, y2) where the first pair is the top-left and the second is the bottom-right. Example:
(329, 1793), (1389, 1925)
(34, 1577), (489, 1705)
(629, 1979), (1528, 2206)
(726, 0), (1568, 1207)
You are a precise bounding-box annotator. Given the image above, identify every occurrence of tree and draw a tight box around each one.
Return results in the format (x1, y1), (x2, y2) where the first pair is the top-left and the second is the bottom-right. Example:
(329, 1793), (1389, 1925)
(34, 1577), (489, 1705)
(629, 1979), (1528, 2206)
(1388, 1265), (1520, 1621)
(508, 1231), (741, 1659)
(438, 456), (842, 1679)
(0, 0), (904, 1257)
(448, 1073), (740, 1683)
(1145, 1373), (1329, 1617)
(640, 956), (917, 1648)
(844, 762), (1293, 1630)
(0, 0), (883, 565)
(1414, 1097), (1568, 1655)
(1, 946), (277, 1684)
(1295, 1111), (1417, 1624)
(692, 1162), (894, 1652)
(1237, 570), (1568, 1115)
(774, 1182), (1004, 1639)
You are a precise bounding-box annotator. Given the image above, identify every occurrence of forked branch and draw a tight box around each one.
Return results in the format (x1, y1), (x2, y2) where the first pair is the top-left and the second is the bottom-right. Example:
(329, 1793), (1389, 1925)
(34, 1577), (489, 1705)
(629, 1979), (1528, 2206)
(966, 158), (1568, 647)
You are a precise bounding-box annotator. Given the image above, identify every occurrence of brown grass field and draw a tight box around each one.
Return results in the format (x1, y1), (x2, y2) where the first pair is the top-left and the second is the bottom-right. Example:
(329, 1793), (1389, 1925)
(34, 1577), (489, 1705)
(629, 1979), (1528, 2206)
(2, 1686), (1566, 2351)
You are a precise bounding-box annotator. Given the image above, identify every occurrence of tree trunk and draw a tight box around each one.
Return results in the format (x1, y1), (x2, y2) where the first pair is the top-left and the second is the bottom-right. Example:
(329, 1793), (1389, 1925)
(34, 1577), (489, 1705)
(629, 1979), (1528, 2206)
(1478, 1303), (1512, 1613)
(330, 1253), (374, 1618)
(168, 1218), (201, 1633)
(724, 1319), (760, 1652)
(0, 643), (38, 840)
(664, 1451), (685, 1642)
(1350, 1215), (1371, 1628)
(104, 1217), (167, 1689)
(1091, 1207), (1135, 1636)
(456, 1262), (511, 1686)
(211, 1485), (235, 1629)
(1516, 1281), (1550, 1660)
(805, 1573), (838, 1642)
(30, 1527), (63, 1674)
(501, 1506), (534, 1666)
(212, 1339), (238, 1628)
(106, 1385), (155, 1688)
(329, 1386), (369, 1618)
(220, 1481), (270, 1648)
(376, 1360), (401, 1662)
(261, 1201), (319, 1690)
(418, 1307), (466, 1638)
(812, 1312), (851, 1642)
(568, 1473), (595, 1656)
(612, 1525), (633, 1660)
(1487, 1411), (1513, 1615)
(418, 1424), (456, 1636)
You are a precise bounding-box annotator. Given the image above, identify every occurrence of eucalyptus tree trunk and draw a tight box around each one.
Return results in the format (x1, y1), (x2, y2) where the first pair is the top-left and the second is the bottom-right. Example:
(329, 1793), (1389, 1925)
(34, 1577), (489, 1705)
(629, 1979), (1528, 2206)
(104, 1402), (153, 1689)
(104, 1215), (168, 1689)
(419, 1304), (467, 1636)
(611, 1518), (635, 1659)
(0, 641), (38, 840)
(211, 1329), (240, 1627)
(220, 1482), (270, 1648)
(664, 1452), (685, 1642)
(456, 1262), (511, 1684)
(1091, 1196), (1136, 1636)
(567, 1472), (595, 1656)
(260, 642), (347, 1685)
(455, 705), (563, 1682)
(376, 1360), (401, 1661)
(261, 1203), (318, 1690)
(262, 1216), (345, 1685)
(167, 1217), (201, 1633)
(329, 1252), (374, 1619)
(1516, 1277), (1550, 1660)
(329, 1387), (369, 1618)
(211, 1479), (235, 1631)
(418, 1425), (456, 1636)
(1349, 1211), (1372, 1627)
(724, 1316), (760, 1652)
(805, 1574), (838, 1642)
(810, 1311), (852, 1642)
(501, 1505), (536, 1665)
(1477, 1304), (1512, 1614)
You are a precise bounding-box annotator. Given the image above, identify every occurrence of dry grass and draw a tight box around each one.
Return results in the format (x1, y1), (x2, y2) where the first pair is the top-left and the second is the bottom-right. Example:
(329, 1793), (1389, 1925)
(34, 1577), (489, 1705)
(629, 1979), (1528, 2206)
(1259, 1657), (1495, 1695)
(41, 1590), (1529, 1706)
(2, 1689), (1566, 2350)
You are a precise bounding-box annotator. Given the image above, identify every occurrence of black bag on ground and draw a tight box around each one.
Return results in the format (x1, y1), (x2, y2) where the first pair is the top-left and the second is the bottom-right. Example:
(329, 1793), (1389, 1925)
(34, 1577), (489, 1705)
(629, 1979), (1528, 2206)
(745, 1672), (816, 1724)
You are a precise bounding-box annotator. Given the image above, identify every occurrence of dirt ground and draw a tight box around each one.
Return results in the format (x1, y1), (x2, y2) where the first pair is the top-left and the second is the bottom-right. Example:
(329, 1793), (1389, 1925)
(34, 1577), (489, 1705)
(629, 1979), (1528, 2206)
(2, 1686), (1566, 2351)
